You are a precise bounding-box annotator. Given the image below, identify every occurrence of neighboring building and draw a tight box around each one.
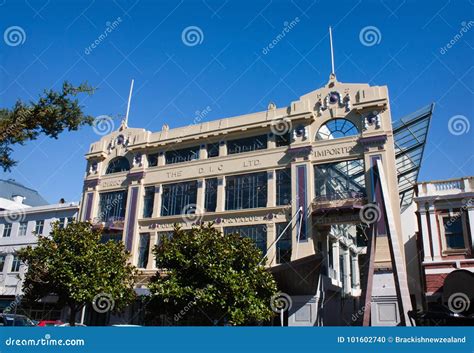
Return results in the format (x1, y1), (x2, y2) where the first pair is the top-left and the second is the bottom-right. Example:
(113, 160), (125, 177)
(0, 202), (79, 320)
(413, 177), (474, 316)
(0, 179), (49, 210)
(78, 72), (432, 326)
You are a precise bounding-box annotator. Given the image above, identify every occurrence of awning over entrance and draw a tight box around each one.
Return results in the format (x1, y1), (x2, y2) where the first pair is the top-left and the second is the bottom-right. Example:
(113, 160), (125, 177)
(269, 254), (322, 295)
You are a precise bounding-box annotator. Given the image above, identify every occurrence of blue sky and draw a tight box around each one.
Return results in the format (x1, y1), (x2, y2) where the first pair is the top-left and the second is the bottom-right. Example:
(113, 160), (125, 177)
(1, 0), (473, 203)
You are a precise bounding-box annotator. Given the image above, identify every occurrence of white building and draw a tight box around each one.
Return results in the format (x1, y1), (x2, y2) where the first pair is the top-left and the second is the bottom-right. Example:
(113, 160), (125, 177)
(0, 202), (79, 320)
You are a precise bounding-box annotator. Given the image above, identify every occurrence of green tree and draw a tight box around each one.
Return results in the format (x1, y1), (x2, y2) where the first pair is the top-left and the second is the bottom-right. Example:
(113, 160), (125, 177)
(147, 224), (278, 326)
(18, 221), (136, 326)
(0, 81), (94, 171)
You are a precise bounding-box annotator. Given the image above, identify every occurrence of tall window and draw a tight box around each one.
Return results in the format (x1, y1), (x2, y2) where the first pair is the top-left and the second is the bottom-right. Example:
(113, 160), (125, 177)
(35, 220), (44, 235)
(147, 153), (159, 167)
(227, 135), (268, 155)
(206, 142), (220, 158)
(2, 224), (12, 237)
(275, 132), (291, 147)
(106, 157), (130, 174)
(10, 255), (21, 272)
(143, 187), (155, 218)
(0, 255), (5, 272)
(204, 178), (218, 212)
(161, 181), (198, 216)
(98, 191), (128, 222)
(165, 146), (199, 165)
(316, 119), (359, 140)
(314, 159), (365, 201)
(137, 233), (150, 268)
(18, 222), (27, 236)
(443, 217), (465, 249)
(276, 169), (292, 206)
(58, 218), (66, 229)
(224, 225), (267, 255)
(276, 223), (292, 264)
(225, 172), (267, 210)
(67, 217), (74, 226)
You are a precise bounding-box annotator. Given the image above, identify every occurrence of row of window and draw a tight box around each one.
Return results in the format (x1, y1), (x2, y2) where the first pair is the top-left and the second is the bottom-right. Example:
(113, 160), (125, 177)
(100, 159), (368, 223)
(104, 119), (361, 174)
(1, 217), (74, 238)
(0, 254), (21, 273)
(135, 223), (292, 269)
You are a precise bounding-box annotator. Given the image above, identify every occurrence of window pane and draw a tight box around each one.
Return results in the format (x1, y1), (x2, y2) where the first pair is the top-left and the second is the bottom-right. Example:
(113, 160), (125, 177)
(224, 225), (267, 255)
(225, 172), (267, 210)
(143, 187), (155, 218)
(275, 132), (291, 147)
(11, 255), (21, 272)
(3, 224), (12, 237)
(18, 222), (27, 236)
(276, 169), (291, 206)
(316, 119), (359, 140)
(276, 223), (292, 264)
(35, 221), (44, 235)
(443, 218), (465, 249)
(0, 255), (5, 272)
(161, 181), (198, 216)
(58, 218), (66, 229)
(98, 191), (128, 222)
(227, 135), (268, 155)
(165, 146), (199, 165)
(148, 153), (159, 167)
(106, 157), (130, 174)
(204, 178), (218, 212)
(314, 159), (366, 200)
(206, 143), (220, 158)
(137, 233), (150, 268)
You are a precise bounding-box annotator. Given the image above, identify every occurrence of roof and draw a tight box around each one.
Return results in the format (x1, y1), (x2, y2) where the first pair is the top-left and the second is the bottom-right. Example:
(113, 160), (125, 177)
(0, 179), (49, 207)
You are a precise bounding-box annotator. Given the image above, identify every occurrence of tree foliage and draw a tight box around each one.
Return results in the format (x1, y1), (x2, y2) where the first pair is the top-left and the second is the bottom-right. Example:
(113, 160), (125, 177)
(0, 81), (94, 171)
(18, 221), (136, 326)
(147, 224), (277, 326)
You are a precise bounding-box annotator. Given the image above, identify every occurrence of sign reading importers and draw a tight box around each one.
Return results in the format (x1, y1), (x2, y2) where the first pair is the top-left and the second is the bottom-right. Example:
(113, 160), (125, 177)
(312, 144), (362, 159)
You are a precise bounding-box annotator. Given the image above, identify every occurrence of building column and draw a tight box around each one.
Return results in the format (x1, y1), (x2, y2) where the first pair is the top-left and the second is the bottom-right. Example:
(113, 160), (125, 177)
(343, 248), (351, 293)
(428, 204), (441, 261)
(267, 170), (276, 208)
(467, 206), (474, 253)
(199, 144), (207, 159)
(419, 209), (433, 262)
(331, 240), (340, 283)
(265, 223), (276, 266)
(196, 179), (205, 213)
(351, 252), (360, 291)
(216, 177), (225, 212)
(153, 185), (162, 218)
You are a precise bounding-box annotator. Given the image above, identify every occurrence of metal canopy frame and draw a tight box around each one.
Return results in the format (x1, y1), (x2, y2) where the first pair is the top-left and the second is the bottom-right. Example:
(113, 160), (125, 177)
(393, 104), (434, 211)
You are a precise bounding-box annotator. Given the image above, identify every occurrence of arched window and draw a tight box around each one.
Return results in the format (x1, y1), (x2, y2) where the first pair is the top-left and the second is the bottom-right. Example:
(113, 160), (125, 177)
(105, 157), (130, 174)
(316, 119), (359, 140)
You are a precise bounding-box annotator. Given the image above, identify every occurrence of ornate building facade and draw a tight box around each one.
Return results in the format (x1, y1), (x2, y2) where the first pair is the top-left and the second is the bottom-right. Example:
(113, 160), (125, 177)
(79, 74), (432, 326)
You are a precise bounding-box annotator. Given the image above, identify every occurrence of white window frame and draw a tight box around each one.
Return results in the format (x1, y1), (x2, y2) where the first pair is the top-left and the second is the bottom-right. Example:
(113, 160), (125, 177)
(438, 210), (469, 255)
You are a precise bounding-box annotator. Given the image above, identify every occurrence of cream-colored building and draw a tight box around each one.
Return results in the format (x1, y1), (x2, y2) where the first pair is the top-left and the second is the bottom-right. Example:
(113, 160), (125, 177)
(79, 73), (432, 326)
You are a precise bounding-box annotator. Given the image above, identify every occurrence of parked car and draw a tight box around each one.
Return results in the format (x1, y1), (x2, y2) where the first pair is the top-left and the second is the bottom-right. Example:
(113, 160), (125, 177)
(0, 314), (35, 326)
(37, 320), (64, 327)
(57, 323), (87, 327)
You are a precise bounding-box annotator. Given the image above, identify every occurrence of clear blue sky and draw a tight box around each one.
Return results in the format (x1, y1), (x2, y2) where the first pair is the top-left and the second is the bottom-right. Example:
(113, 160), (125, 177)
(1, 0), (473, 203)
